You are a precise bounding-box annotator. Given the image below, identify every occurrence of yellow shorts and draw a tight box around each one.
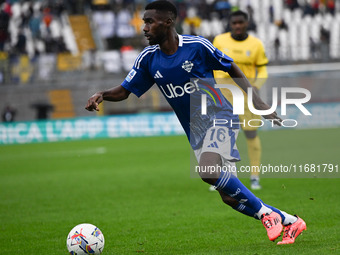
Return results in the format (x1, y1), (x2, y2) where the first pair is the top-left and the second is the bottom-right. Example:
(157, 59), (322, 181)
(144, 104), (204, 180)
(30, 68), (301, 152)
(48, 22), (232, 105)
(220, 88), (262, 131)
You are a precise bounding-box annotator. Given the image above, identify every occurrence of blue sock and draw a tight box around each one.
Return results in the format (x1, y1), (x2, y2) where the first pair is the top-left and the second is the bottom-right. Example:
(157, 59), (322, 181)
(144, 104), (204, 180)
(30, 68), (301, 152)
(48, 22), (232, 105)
(215, 171), (263, 213)
(232, 203), (259, 219)
(258, 199), (286, 223)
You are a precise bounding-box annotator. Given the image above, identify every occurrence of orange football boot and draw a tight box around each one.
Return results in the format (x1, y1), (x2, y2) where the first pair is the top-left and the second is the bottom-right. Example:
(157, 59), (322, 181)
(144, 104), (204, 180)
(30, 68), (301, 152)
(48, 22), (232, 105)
(261, 212), (283, 241)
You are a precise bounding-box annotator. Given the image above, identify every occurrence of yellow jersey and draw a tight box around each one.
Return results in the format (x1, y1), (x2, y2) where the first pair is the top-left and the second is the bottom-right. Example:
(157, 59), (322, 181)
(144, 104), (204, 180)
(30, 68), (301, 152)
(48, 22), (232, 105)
(213, 32), (268, 130)
(213, 32), (268, 84)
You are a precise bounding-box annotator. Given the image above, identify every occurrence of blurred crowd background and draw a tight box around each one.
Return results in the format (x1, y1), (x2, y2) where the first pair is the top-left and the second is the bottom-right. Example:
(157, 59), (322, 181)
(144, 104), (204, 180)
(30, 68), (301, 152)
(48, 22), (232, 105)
(0, 0), (339, 122)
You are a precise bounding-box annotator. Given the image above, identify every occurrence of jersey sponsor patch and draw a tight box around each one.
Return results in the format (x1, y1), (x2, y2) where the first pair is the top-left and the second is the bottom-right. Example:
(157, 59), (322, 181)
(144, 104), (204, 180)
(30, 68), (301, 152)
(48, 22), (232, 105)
(126, 69), (137, 82)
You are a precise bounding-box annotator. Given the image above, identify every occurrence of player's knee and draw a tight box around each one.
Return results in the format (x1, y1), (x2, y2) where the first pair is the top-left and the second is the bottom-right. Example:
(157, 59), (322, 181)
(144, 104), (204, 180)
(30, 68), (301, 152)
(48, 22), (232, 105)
(245, 130), (257, 139)
(199, 172), (218, 185)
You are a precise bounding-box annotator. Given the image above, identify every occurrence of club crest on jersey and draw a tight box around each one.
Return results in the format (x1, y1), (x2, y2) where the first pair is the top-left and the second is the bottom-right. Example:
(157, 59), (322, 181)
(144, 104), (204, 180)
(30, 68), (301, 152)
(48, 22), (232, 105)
(182, 60), (194, 73)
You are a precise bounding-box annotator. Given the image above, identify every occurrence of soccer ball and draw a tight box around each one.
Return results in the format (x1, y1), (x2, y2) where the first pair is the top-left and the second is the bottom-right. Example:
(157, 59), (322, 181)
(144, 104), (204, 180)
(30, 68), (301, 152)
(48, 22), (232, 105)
(66, 223), (105, 254)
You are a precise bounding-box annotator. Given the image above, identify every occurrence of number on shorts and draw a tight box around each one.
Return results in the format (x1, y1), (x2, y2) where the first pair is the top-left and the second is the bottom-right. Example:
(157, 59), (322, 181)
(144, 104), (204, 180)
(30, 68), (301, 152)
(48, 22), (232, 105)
(210, 128), (226, 142)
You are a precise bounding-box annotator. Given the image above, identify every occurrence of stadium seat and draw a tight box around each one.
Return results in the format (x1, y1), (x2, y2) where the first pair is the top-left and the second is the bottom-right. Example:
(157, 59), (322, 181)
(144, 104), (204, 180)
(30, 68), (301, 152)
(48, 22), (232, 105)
(330, 21), (340, 58)
(100, 50), (121, 73)
(121, 48), (139, 72)
(300, 23), (310, 60)
(199, 20), (212, 38)
(289, 23), (299, 61)
(209, 14), (224, 37)
(278, 29), (288, 61)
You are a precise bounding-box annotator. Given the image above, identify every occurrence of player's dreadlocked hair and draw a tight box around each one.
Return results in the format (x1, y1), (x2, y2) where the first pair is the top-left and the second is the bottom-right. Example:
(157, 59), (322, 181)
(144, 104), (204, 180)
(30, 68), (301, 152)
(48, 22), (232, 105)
(145, 0), (177, 20)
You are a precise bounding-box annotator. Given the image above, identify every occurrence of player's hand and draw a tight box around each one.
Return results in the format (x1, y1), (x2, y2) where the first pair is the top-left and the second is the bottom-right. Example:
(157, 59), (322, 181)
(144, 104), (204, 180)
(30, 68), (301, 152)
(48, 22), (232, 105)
(254, 100), (282, 126)
(85, 92), (103, 111)
(262, 111), (282, 126)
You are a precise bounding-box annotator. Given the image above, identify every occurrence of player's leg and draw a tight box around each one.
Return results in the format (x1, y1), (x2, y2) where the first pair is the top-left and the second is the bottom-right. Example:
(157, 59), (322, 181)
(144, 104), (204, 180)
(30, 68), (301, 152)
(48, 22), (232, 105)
(196, 126), (306, 242)
(217, 180), (305, 243)
(244, 129), (262, 190)
(197, 127), (266, 215)
(218, 190), (258, 218)
(199, 152), (283, 241)
(217, 190), (299, 225)
(240, 108), (262, 190)
(258, 199), (297, 226)
(258, 199), (306, 245)
(198, 150), (269, 216)
(277, 216), (307, 245)
(196, 127), (281, 240)
(197, 151), (221, 185)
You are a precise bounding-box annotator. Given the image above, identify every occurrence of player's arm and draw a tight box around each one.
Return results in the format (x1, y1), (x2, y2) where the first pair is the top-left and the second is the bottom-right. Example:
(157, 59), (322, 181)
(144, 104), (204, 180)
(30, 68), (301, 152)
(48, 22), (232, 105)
(85, 85), (131, 112)
(228, 62), (281, 125)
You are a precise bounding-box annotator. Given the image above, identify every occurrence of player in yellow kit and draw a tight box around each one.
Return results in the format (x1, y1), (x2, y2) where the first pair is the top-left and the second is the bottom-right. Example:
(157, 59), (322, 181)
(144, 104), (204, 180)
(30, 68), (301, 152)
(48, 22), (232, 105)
(213, 10), (268, 190)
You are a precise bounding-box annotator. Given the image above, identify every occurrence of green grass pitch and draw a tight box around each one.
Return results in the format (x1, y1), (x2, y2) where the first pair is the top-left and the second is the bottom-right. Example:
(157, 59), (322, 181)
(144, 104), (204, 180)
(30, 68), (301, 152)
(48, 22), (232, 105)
(1, 128), (339, 254)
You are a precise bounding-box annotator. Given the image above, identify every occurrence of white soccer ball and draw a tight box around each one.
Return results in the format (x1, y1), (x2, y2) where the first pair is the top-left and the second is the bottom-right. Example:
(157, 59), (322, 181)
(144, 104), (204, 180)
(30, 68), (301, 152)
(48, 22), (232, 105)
(66, 223), (105, 254)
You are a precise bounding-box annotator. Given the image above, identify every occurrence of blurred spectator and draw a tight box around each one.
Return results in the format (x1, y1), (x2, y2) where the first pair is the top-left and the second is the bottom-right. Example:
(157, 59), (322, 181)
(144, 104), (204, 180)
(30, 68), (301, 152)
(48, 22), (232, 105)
(269, 5), (274, 23)
(116, 5), (135, 39)
(52, 0), (66, 16)
(0, 3), (10, 51)
(214, 0), (231, 19)
(176, 2), (187, 21)
(246, 5), (256, 32)
(303, 1), (314, 16)
(320, 26), (330, 62)
(183, 7), (201, 36)
(2, 105), (16, 122)
(92, 4), (121, 49)
(42, 7), (52, 28)
(92, 5), (115, 41)
(20, 1), (33, 27)
(3, 1), (11, 16)
(14, 27), (26, 54)
(130, 4), (143, 34)
(276, 19), (288, 30)
(311, 0), (320, 15)
(285, 0), (300, 10)
(28, 9), (41, 40)
(326, 0), (335, 15)
(274, 37), (280, 61)
(65, 0), (85, 15)
(0, 0), (339, 80)
(310, 37), (319, 59)
(31, 103), (54, 120)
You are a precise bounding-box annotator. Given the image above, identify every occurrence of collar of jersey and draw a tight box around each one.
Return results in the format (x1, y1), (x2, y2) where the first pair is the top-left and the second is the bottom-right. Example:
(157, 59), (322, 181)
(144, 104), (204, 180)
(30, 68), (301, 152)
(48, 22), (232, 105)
(178, 34), (183, 47)
(159, 34), (183, 58)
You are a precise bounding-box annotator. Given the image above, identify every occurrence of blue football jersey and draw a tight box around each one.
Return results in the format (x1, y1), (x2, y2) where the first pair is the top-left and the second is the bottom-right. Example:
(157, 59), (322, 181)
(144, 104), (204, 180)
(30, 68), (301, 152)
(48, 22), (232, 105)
(121, 35), (239, 149)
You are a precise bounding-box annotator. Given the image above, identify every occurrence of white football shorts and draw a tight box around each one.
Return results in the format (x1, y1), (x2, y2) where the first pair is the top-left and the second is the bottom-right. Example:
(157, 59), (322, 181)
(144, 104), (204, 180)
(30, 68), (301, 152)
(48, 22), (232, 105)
(194, 126), (240, 176)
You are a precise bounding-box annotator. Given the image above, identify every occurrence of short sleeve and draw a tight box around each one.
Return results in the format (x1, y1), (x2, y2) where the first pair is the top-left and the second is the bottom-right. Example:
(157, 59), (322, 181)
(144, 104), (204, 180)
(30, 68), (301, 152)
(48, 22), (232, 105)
(201, 37), (233, 72)
(255, 41), (269, 67)
(121, 54), (154, 97)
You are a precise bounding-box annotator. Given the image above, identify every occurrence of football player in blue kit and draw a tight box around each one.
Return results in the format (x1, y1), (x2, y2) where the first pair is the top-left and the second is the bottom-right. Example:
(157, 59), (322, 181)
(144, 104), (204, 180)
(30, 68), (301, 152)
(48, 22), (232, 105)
(85, 0), (306, 244)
